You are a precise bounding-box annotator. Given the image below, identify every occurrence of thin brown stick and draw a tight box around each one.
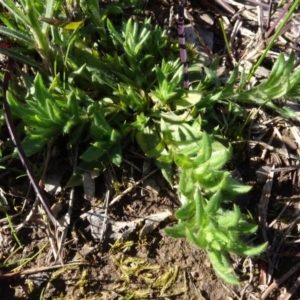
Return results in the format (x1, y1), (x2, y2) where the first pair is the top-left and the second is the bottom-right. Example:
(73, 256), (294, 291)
(0, 262), (89, 279)
(261, 261), (300, 299)
(2, 60), (57, 227)
(283, 276), (300, 300)
(109, 169), (158, 206)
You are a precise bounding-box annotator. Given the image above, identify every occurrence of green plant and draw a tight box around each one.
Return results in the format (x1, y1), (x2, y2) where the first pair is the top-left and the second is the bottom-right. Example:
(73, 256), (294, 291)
(164, 133), (267, 284)
(2, 0), (300, 285)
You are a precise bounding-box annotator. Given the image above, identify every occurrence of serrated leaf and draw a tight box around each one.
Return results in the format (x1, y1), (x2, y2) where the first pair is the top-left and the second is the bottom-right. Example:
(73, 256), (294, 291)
(205, 190), (222, 215)
(222, 176), (252, 194)
(175, 201), (195, 220)
(212, 229), (230, 244)
(107, 18), (123, 46)
(197, 171), (227, 191)
(178, 169), (194, 196)
(33, 73), (50, 110)
(174, 154), (193, 169)
(193, 132), (211, 166)
(6, 92), (29, 118)
(185, 226), (199, 246)
(207, 250), (239, 285)
(67, 92), (79, 120)
(234, 220), (258, 234)
(194, 188), (205, 227)
(195, 228), (207, 248)
(160, 118), (173, 142)
(231, 241), (268, 256)
(45, 98), (64, 125)
(0, 0), (30, 26)
(164, 222), (187, 238)
(134, 29), (150, 55)
(0, 25), (35, 47)
(0, 46), (41, 68)
(208, 146), (232, 169)
(210, 240), (223, 251)
(192, 161), (210, 178)
(217, 206), (242, 228)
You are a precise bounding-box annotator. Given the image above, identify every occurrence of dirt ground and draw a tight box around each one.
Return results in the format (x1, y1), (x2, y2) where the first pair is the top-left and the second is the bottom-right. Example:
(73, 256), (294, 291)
(2, 136), (300, 299)
(2, 1), (300, 299)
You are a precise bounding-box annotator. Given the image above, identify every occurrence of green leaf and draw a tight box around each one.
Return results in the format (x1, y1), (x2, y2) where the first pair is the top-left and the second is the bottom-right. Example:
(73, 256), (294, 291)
(90, 109), (112, 140)
(222, 177), (252, 194)
(205, 190), (222, 215)
(155, 155), (173, 186)
(207, 250), (239, 285)
(231, 241), (268, 256)
(100, 5), (123, 22)
(0, 46), (41, 68)
(33, 73), (50, 109)
(45, 98), (65, 125)
(265, 53), (286, 88)
(196, 171), (227, 191)
(178, 169), (194, 196)
(208, 145), (232, 169)
(174, 154), (194, 169)
(25, 0), (50, 59)
(81, 142), (106, 162)
(131, 113), (149, 130)
(193, 132), (211, 166)
(65, 173), (83, 188)
(282, 52), (295, 78)
(146, 140), (167, 158)
(6, 92), (29, 118)
(195, 227), (207, 248)
(107, 18), (123, 46)
(168, 123), (203, 143)
(164, 222), (187, 238)
(134, 27), (150, 56)
(108, 142), (122, 166)
(67, 92), (79, 121)
(135, 127), (163, 158)
(0, 25), (35, 47)
(150, 110), (193, 123)
(176, 140), (202, 157)
(0, 0), (30, 26)
(185, 226), (199, 246)
(194, 188), (205, 227)
(217, 205), (241, 228)
(235, 220), (258, 234)
(174, 92), (202, 110)
(21, 136), (47, 156)
(175, 200), (195, 220)
(160, 118), (173, 142)
(211, 228), (230, 245)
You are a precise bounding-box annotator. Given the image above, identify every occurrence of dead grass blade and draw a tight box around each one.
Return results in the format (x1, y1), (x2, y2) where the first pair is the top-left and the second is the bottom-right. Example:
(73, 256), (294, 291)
(261, 261), (300, 299)
(0, 262), (89, 279)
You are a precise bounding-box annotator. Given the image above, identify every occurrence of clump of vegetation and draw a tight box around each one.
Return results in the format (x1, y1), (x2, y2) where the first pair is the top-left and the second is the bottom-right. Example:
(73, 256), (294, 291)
(1, 0), (300, 285)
